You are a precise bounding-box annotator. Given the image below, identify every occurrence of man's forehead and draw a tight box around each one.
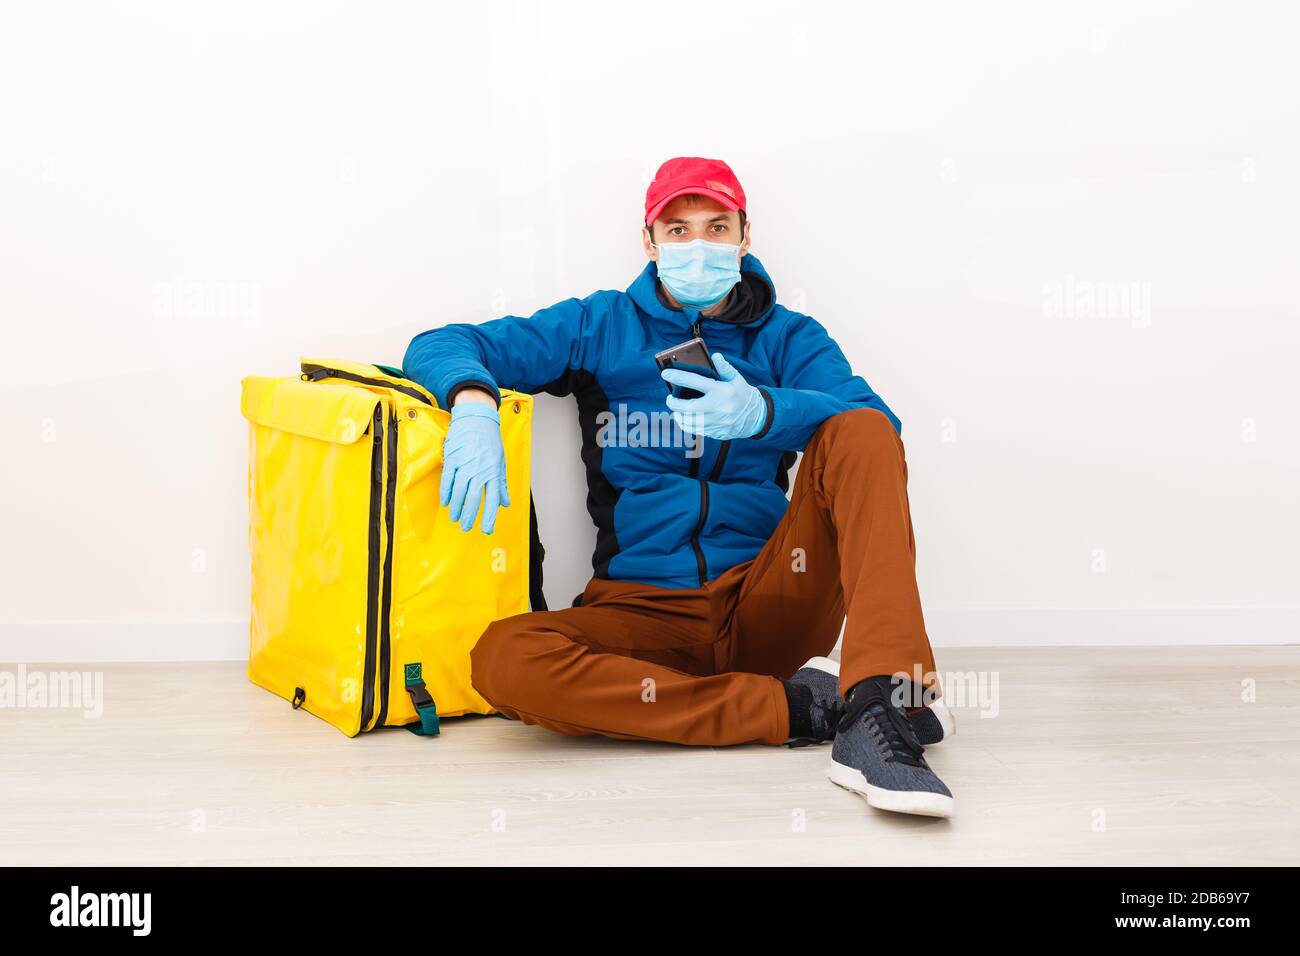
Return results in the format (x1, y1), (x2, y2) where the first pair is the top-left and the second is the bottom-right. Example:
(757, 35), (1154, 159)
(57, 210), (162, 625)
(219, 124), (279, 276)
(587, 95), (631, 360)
(656, 194), (740, 223)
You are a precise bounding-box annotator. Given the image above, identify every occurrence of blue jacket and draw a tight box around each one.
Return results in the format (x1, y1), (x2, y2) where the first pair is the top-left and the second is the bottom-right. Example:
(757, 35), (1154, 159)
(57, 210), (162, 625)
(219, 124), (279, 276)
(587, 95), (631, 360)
(403, 253), (899, 591)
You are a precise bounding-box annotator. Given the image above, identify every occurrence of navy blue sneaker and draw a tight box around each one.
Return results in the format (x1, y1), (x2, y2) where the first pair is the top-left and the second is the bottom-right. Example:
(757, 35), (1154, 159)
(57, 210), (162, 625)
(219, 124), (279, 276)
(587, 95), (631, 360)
(908, 695), (956, 746)
(783, 658), (955, 749)
(780, 657), (845, 747)
(829, 675), (954, 818)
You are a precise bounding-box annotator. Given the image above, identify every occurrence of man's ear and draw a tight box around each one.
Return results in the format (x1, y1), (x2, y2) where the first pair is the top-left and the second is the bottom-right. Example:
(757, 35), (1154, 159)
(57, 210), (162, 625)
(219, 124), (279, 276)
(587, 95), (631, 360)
(739, 218), (751, 257)
(642, 224), (657, 260)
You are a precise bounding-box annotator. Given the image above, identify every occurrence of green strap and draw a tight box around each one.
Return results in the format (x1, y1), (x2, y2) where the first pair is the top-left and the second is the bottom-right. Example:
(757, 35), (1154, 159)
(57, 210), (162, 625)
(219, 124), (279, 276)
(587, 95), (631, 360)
(403, 662), (440, 736)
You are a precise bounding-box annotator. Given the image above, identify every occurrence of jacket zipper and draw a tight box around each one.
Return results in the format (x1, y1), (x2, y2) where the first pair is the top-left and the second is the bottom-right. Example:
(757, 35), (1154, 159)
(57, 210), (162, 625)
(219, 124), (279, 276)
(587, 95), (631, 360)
(687, 441), (732, 587)
(690, 483), (709, 586)
(686, 317), (732, 586)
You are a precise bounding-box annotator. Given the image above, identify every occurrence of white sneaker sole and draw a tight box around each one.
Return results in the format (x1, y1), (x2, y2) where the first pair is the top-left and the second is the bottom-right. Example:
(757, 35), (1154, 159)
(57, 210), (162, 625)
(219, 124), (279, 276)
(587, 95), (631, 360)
(828, 758), (955, 818)
(801, 655), (840, 677)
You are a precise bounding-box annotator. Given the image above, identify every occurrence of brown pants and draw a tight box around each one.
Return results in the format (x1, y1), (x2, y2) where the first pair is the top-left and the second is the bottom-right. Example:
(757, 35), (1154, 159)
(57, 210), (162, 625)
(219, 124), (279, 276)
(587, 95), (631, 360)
(470, 407), (940, 746)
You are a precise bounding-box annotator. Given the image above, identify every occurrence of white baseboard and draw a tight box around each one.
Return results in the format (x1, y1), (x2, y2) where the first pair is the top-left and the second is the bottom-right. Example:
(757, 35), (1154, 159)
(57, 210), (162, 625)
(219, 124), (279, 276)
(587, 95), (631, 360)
(1, 619), (249, 663)
(924, 607), (1299, 647)
(1, 607), (1296, 663)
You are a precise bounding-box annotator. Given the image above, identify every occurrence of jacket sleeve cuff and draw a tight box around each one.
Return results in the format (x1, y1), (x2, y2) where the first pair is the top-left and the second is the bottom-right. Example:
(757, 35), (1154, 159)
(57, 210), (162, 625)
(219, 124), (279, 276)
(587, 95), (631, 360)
(445, 378), (502, 410)
(751, 386), (775, 440)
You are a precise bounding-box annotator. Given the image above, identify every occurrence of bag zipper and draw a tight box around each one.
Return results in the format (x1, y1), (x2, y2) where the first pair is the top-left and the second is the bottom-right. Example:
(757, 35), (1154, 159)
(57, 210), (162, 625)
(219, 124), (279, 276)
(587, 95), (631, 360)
(374, 409), (398, 729)
(358, 403), (384, 732)
(302, 364), (424, 733)
(301, 363), (434, 406)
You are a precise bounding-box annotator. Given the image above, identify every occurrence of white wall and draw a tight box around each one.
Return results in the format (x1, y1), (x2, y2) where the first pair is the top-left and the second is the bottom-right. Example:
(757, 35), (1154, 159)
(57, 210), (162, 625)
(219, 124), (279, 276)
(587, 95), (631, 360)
(2, 1), (1297, 661)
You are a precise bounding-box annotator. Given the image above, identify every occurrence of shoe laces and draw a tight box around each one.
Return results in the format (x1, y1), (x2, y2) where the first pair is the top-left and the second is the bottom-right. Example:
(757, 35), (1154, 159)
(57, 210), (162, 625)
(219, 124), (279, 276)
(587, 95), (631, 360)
(837, 680), (926, 767)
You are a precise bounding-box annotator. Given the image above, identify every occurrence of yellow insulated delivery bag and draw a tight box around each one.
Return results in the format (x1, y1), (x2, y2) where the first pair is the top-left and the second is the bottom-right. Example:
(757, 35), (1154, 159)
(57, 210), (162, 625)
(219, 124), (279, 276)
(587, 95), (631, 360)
(239, 358), (545, 737)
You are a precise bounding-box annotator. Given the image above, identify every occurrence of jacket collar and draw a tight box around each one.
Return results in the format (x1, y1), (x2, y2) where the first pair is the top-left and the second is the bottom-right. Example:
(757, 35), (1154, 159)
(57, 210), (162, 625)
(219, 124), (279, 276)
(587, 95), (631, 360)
(627, 252), (778, 331)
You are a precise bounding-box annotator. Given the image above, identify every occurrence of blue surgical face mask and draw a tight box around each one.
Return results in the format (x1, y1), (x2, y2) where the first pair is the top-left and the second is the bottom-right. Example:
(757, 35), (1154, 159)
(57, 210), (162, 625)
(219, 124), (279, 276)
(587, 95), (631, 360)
(654, 237), (743, 309)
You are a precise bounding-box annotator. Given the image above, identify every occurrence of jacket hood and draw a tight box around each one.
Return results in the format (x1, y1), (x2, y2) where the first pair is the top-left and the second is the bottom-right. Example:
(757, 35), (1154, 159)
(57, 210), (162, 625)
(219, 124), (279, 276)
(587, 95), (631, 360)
(627, 252), (778, 330)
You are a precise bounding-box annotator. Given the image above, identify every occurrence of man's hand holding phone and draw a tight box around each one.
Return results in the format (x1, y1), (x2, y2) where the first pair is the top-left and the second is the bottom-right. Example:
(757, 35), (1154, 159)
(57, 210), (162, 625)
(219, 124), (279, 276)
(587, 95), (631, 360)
(660, 349), (768, 441)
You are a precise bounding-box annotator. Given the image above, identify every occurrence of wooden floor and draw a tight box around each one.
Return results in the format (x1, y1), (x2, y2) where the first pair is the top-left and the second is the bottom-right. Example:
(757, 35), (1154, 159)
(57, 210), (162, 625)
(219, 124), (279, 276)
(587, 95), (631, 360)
(2, 646), (1298, 866)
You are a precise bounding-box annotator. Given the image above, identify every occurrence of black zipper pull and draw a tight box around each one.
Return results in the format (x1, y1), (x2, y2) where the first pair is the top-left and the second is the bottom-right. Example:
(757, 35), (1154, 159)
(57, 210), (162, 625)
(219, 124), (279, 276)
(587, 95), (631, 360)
(692, 317), (702, 338)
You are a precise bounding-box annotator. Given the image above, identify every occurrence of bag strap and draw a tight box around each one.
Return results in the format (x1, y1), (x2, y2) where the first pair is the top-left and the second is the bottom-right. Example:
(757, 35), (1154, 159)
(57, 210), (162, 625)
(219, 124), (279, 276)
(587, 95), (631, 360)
(402, 662), (440, 736)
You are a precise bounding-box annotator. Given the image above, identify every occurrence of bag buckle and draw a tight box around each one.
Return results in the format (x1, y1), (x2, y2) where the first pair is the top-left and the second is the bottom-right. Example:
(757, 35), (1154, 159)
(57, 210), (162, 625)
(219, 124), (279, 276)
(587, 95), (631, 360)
(406, 681), (434, 711)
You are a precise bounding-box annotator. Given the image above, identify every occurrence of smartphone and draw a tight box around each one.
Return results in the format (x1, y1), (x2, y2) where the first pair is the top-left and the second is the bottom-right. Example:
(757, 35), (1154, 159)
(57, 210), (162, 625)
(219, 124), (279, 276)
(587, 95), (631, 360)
(654, 337), (718, 400)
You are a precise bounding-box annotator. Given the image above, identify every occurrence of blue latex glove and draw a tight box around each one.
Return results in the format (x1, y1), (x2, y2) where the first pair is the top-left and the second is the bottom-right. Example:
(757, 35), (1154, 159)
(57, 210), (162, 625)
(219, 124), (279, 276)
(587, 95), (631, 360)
(661, 352), (768, 440)
(440, 401), (511, 533)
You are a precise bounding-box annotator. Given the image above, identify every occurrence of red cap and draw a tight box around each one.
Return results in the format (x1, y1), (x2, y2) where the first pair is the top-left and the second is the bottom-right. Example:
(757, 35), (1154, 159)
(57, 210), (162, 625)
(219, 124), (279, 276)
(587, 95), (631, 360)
(644, 156), (746, 226)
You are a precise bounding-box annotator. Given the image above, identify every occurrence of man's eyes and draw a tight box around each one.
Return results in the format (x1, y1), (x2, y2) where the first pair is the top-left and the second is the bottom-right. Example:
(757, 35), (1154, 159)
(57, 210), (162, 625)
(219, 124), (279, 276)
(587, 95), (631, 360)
(667, 223), (728, 237)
